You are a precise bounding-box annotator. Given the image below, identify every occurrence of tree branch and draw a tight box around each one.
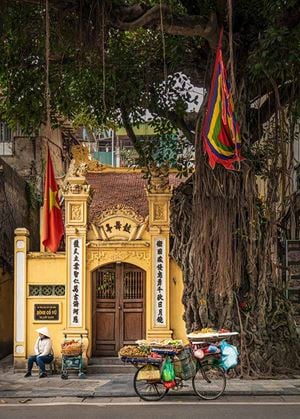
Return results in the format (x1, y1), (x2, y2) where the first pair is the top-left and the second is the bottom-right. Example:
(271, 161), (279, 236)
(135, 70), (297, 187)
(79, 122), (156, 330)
(17, 1), (220, 49)
(114, 5), (219, 49)
(120, 107), (145, 159)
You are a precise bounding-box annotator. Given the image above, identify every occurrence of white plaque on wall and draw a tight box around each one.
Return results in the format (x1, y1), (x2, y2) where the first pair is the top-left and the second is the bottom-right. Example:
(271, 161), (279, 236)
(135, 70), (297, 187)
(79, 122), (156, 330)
(154, 237), (166, 327)
(69, 238), (82, 327)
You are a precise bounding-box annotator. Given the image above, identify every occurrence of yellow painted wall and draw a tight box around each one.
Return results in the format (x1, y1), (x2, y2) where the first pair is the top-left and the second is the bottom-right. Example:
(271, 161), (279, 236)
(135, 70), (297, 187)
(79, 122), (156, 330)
(170, 260), (187, 343)
(21, 251), (188, 360)
(0, 268), (13, 358)
(23, 253), (188, 358)
(26, 255), (67, 357)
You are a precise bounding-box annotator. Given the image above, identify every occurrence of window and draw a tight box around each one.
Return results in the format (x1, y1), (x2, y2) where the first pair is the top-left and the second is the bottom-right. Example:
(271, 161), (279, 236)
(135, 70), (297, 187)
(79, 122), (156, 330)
(29, 285), (65, 297)
(0, 121), (13, 156)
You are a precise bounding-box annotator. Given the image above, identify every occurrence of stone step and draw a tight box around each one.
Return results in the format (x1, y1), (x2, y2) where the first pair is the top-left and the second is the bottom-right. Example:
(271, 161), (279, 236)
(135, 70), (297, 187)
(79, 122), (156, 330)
(15, 357), (137, 374)
(87, 357), (136, 374)
(89, 357), (124, 366)
(87, 364), (136, 374)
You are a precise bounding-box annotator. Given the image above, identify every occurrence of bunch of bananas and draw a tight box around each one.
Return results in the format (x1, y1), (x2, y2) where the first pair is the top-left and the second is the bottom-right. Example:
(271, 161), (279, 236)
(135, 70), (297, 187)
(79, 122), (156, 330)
(189, 328), (217, 336)
(200, 328), (217, 333)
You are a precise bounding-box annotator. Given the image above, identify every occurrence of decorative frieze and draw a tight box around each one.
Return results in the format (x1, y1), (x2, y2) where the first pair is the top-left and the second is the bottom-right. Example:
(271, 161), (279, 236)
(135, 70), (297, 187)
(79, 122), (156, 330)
(86, 249), (151, 268)
(89, 205), (147, 241)
(95, 205), (144, 224)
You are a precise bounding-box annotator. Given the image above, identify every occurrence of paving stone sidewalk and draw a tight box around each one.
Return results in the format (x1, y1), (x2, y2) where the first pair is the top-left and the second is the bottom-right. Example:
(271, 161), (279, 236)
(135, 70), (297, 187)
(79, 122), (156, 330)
(1, 356), (300, 399)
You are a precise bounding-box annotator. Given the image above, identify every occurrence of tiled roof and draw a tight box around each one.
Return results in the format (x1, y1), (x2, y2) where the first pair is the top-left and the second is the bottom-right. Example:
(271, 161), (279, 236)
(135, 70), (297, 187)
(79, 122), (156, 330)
(87, 171), (184, 220)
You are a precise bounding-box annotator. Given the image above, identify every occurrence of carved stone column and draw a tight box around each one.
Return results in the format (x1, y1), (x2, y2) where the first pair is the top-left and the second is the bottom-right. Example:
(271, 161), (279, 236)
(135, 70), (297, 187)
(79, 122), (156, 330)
(146, 165), (173, 339)
(62, 162), (92, 361)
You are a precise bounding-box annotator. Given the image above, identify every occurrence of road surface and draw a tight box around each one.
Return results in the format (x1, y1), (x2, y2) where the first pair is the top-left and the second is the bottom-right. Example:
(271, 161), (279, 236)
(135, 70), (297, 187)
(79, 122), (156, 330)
(0, 396), (299, 419)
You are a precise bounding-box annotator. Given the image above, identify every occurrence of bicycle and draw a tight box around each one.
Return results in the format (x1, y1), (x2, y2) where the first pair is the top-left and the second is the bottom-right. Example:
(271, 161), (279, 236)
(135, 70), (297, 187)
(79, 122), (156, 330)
(131, 346), (226, 402)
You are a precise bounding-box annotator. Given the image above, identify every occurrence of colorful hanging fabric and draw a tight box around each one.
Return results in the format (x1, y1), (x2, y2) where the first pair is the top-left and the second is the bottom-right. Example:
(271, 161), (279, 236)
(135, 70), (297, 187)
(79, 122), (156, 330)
(42, 148), (64, 252)
(201, 30), (243, 170)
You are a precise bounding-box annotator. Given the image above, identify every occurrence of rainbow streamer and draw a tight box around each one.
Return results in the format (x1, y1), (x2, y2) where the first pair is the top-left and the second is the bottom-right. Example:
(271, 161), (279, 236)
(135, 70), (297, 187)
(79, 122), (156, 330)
(202, 36), (243, 170)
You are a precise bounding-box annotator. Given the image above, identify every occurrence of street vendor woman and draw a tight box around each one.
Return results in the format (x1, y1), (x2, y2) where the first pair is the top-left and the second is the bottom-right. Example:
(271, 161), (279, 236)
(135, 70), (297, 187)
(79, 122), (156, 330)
(24, 327), (54, 378)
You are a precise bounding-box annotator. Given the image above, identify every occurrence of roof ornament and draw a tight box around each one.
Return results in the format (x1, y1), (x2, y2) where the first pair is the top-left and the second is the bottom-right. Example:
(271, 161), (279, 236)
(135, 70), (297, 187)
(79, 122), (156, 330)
(146, 162), (171, 194)
(72, 145), (104, 172)
(61, 159), (91, 195)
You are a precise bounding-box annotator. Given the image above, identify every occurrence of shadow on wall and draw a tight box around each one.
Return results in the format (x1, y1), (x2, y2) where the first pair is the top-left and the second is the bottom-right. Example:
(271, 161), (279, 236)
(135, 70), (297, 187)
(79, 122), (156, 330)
(0, 157), (40, 359)
(0, 268), (13, 359)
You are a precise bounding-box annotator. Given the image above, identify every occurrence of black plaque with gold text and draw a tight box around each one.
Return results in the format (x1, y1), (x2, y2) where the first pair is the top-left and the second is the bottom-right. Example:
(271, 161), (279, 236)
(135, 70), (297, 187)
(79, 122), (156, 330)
(34, 304), (59, 321)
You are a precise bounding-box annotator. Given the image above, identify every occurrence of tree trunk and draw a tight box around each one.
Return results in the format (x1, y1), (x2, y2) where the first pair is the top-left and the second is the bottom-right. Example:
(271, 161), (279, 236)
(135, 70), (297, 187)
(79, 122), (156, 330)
(170, 160), (300, 376)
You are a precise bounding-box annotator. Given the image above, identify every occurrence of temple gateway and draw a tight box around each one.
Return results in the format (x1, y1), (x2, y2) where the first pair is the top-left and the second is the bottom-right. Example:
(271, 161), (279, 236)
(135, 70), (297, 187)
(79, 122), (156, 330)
(13, 151), (186, 368)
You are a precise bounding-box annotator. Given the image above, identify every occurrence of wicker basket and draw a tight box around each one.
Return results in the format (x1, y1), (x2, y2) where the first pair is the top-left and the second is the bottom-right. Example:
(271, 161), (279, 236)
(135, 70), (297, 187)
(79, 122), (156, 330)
(61, 342), (82, 356)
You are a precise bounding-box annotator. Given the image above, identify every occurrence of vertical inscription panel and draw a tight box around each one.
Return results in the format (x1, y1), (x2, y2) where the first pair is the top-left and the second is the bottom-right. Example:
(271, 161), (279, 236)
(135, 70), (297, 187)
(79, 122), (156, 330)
(153, 238), (166, 327)
(69, 237), (82, 327)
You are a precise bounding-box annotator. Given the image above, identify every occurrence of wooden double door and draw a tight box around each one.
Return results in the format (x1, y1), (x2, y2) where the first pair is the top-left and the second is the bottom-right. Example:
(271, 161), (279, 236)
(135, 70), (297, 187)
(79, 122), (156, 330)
(93, 263), (146, 356)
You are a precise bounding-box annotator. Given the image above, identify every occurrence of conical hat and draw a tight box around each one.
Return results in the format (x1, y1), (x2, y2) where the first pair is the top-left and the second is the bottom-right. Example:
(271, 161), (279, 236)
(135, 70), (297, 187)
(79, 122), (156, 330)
(36, 327), (50, 337)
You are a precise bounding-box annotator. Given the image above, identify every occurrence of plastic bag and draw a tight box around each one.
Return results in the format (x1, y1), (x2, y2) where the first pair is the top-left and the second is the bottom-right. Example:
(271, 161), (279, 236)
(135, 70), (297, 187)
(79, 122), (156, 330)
(161, 358), (175, 382)
(207, 344), (219, 353)
(163, 379), (176, 389)
(219, 340), (239, 371)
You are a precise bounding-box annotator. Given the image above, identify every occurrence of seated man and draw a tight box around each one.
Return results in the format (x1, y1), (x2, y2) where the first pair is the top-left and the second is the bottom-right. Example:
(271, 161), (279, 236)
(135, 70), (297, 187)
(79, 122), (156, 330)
(24, 327), (54, 378)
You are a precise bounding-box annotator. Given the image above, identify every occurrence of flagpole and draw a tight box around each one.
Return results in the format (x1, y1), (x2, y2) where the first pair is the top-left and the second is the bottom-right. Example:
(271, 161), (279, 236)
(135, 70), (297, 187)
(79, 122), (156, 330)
(218, 26), (223, 51)
(227, 0), (236, 98)
(227, 1), (240, 168)
(45, 0), (51, 141)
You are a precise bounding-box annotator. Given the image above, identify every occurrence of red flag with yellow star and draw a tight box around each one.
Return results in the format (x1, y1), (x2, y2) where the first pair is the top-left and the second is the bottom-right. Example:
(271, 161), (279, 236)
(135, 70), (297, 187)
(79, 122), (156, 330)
(42, 149), (64, 252)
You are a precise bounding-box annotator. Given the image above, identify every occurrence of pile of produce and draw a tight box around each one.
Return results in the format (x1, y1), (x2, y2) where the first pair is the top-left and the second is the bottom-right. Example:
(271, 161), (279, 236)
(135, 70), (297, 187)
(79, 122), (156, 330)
(119, 340), (185, 360)
(188, 328), (231, 336)
(197, 328), (217, 334)
(118, 345), (149, 358)
(61, 340), (82, 356)
(136, 338), (183, 349)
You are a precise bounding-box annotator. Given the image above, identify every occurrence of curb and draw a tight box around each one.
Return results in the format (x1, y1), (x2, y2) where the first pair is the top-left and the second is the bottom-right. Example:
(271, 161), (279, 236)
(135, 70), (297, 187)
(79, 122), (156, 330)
(0, 389), (300, 399)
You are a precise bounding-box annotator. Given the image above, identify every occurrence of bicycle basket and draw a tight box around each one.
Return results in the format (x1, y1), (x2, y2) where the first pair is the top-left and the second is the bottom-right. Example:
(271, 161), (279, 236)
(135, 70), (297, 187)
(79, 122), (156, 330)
(174, 347), (196, 380)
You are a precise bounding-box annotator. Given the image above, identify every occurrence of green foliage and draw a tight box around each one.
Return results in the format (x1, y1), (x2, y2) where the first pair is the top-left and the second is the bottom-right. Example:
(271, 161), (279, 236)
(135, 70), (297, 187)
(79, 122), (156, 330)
(124, 133), (194, 176)
(0, 3), (45, 133)
(0, 0), (299, 170)
(0, 2), (201, 137)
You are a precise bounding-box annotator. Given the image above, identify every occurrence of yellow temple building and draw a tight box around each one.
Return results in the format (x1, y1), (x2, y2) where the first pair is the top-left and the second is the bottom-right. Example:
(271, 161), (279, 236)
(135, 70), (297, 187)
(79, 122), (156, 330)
(13, 149), (187, 369)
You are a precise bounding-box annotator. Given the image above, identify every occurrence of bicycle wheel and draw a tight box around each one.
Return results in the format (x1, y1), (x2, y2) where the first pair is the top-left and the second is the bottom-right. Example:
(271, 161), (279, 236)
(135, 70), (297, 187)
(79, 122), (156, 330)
(133, 364), (168, 401)
(192, 363), (226, 400)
